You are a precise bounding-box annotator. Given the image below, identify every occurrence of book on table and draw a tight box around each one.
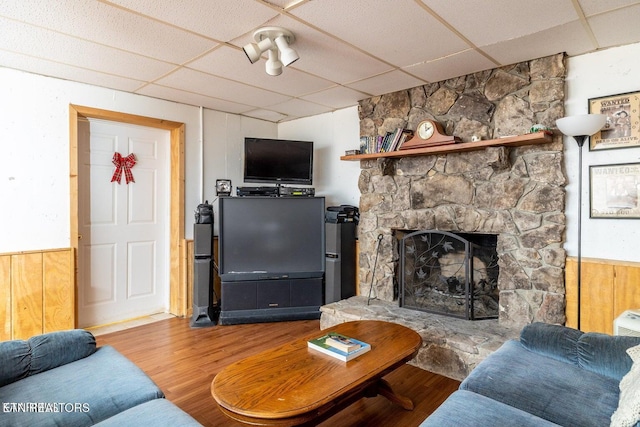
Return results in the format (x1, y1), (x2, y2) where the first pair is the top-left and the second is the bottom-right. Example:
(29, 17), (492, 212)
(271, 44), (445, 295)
(307, 332), (371, 361)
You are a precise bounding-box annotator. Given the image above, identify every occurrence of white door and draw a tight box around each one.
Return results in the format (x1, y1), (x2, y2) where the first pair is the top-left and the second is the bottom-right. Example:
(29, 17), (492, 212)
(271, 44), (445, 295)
(78, 119), (170, 328)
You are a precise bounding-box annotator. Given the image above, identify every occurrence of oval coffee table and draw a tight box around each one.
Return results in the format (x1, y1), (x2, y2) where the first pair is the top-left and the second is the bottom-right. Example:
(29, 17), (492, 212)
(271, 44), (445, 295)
(211, 320), (422, 426)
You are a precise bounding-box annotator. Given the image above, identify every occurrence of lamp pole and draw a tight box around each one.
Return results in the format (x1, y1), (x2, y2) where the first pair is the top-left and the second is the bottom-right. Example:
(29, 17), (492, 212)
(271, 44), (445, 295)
(573, 135), (587, 331)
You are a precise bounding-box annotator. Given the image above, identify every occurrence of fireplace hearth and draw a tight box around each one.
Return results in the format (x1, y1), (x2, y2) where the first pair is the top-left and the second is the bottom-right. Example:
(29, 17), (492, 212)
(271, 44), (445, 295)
(398, 230), (499, 320)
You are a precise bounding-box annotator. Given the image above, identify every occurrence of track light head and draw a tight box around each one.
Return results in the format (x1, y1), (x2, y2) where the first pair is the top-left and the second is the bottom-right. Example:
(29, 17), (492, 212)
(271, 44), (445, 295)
(242, 38), (273, 64)
(274, 35), (299, 67)
(265, 49), (283, 76)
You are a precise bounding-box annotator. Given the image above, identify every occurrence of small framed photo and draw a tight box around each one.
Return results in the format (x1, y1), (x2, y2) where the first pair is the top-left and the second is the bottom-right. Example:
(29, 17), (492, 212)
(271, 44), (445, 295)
(588, 91), (640, 151)
(590, 163), (640, 219)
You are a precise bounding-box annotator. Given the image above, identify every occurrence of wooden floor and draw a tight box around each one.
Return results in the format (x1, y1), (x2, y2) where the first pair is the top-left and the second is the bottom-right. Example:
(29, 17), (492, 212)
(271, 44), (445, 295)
(96, 317), (459, 426)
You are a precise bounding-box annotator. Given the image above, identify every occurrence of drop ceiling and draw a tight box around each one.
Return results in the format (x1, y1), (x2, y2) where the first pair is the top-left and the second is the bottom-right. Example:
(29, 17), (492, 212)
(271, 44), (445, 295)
(1, 0), (639, 122)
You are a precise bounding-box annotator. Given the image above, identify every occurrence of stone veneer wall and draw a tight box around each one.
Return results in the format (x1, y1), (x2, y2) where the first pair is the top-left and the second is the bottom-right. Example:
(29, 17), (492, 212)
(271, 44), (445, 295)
(356, 53), (567, 329)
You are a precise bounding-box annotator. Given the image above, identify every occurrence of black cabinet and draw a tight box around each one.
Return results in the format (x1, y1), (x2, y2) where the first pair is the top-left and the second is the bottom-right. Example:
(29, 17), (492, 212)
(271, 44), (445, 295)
(219, 277), (323, 325)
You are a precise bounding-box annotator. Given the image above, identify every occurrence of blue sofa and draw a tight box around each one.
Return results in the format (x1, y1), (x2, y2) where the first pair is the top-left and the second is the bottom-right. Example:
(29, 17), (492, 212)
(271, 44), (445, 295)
(422, 322), (640, 427)
(0, 329), (201, 426)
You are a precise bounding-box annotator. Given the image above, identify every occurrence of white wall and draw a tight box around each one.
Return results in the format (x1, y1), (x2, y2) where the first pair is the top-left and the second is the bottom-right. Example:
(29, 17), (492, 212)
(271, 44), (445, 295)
(564, 42), (640, 262)
(0, 67), (276, 252)
(278, 106), (361, 208)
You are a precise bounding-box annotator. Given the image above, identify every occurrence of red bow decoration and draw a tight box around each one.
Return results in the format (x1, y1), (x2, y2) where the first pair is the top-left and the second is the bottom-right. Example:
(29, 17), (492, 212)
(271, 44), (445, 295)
(111, 152), (136, 184)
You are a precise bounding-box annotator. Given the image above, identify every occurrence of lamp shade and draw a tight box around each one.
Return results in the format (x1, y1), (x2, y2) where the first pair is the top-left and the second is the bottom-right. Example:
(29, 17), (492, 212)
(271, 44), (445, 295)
(556, 114), (606, 137)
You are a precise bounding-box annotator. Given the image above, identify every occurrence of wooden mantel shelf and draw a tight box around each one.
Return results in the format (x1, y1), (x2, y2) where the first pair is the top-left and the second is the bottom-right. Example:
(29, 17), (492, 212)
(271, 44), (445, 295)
(340, 131), (554, 161)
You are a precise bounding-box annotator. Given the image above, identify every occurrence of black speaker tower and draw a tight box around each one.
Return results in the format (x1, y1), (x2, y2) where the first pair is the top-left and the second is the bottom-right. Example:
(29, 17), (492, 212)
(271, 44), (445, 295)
(325, 222), (356, 304)
(191, 223), (218, 327)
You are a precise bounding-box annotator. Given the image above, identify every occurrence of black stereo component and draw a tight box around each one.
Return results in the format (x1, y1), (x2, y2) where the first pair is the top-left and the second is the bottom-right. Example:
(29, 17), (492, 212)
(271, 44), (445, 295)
(326, 205), (359, 224)
(236, 186), (279, 197)
(279, 186), (315, 197)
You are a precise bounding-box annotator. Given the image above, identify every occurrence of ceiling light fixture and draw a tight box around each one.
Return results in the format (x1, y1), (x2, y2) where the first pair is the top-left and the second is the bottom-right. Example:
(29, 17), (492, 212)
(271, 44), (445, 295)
(242, 26), (299, 76)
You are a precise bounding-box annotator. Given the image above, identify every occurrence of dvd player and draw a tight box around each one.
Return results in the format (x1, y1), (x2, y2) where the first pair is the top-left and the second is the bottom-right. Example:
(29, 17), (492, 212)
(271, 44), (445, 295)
(279, 186), (315, 197)
(236, 186), (279, 197)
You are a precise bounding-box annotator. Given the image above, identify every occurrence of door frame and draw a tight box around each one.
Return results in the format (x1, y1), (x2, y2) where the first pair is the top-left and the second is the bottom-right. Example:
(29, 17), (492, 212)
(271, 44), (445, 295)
(69, 105), (187, 320)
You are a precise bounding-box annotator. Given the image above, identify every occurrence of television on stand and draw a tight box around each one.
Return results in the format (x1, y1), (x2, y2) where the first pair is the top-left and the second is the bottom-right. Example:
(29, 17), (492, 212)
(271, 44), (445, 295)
(243, 137), (313, 188)
(218, 196), (325, 324)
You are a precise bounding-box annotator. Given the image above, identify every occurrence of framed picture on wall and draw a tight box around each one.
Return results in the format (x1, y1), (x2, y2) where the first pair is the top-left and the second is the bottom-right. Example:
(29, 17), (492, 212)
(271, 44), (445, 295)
(590, 163), (640, 219)
(588, 91), (640, 150)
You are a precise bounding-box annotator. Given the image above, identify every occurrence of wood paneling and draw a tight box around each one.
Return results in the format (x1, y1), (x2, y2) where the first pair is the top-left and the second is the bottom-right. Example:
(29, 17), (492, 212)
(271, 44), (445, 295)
(566, 257), (640, 334)
(43, 250), (75, 332)
(0, 255), (11, 340)
(12, 253), (43, 339)
(0, 248), (74, 340)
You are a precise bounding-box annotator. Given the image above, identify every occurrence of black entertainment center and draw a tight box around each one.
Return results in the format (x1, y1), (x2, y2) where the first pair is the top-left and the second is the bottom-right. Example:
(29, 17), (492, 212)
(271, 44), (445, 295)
(217, 196), (325, 324)
(206, 136), (354, 325)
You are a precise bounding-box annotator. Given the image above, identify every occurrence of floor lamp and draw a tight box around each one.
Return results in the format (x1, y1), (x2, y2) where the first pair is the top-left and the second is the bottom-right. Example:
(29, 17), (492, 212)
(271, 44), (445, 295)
(556, 114), (606, 330)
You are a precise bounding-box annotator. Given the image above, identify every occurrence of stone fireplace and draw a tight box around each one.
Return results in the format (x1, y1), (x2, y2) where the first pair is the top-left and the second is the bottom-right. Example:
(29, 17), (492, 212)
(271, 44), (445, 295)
(355, 53), (568, 330)
(321, 53), (568, 380)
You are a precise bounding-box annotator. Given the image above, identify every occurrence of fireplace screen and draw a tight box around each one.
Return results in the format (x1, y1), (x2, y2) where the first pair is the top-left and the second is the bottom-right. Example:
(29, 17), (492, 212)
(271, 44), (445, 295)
(399, 230), (499, 320)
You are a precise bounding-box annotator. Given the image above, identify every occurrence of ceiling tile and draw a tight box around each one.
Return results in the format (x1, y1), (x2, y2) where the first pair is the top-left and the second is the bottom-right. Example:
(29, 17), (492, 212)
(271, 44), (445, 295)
(267, 98), (333, 118)
(188, 45), (335, 97)
(588, 4), (640, 48)
(424, 0), (578, 47)
(346, 70), (426, 97)
(290, 0), (470, 67)
(0, 0), (216, 64)
(153, 67), (292, 108)
(137, 83), (254, 114)
(0, 17), (176, 80)
(300, 86), (369, 109)
(0, 50), (145, 92)
(404, 49), (498, 83)
(242, 109), (290, 122)
(578, 0), (640, 16)
(481, 21), (596, 65)
(105, 0), (278, 41)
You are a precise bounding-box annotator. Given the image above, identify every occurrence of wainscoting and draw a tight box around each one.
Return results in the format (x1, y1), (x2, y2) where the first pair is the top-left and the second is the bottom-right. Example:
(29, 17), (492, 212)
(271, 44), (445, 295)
(565, 257), (640, 334)
(0, 248), (74, 340)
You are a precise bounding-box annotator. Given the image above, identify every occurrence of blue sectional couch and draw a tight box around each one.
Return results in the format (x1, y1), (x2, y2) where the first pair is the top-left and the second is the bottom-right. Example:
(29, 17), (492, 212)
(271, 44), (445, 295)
(422, 322), (640, 427)
(0, 329), (201, 426)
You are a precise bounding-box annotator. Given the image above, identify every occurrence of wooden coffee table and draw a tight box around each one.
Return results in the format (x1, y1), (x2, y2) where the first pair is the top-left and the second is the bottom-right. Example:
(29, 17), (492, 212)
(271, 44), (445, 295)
(211, 320), (422, 426)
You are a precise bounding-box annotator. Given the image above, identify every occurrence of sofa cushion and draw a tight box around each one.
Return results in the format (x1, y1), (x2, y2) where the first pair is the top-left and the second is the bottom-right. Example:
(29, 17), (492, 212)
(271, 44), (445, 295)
(0, 330), (96, 388)
(0, 340), (31, 387)
(611, 344), (640, 427)
(578, 333), (640, 381)
(460, 339), (620, 427)
(93, 398), (202, 426)
(0, 345), (163, 427)
(29, 329), (97, 376)
(520, 322), (583, 365)
(420, 390), (560, 427)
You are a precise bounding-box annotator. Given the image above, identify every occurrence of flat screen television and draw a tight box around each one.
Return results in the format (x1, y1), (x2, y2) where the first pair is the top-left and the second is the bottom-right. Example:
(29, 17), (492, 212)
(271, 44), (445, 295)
(244, 137), (313, 185)
(218, 197), (325, 282)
